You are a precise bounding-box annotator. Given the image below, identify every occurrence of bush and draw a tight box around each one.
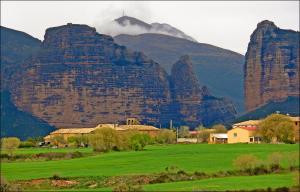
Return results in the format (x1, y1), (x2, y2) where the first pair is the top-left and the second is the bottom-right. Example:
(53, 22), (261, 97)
(50, 135), (66, 147)
(267, 152), (283, 169)
(19, 141), (35, 148)
(129, 133), (151, 151)
(67, 135), (88, 147)
(155, 129), (176, 144)
(1, 137), (21, 156)
(233, 154), (260, 170)
(89, 128), (119, 152)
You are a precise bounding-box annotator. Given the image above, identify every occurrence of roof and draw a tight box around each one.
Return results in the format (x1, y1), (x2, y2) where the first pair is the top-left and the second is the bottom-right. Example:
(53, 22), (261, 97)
(240, 127), (257, 131)
(118, 125), (159, 131)
(50, 128), (97, 134)
(233, 120), (261, 127)
(210, 133), (228, 139)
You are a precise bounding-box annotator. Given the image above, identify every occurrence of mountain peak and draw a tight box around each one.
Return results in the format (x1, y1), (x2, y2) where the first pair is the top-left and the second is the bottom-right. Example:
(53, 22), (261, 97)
(256, 20), (277, 29)
(115, 16), (152, 29)
(111, 15), (197, 42)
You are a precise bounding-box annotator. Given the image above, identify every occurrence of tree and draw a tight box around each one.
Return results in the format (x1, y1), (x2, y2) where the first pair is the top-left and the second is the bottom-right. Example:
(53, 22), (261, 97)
(155, 129), (176, 144)
(195, 125), (210, 143)
(258, 114), (294, 143)
(212, 124), (227, 133)
(128, 132), (151, 151)
(50, 135), (65, 147)
(67, 135), (88, 147)
(1, 137), (20, 156)
(89, 128), (119, 152)
(178, 126), (190, 138)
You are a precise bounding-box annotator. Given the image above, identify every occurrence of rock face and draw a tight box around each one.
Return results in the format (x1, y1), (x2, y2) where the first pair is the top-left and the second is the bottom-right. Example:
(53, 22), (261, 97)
(244, 20), (300, 111)
(11, 23), (236, 128)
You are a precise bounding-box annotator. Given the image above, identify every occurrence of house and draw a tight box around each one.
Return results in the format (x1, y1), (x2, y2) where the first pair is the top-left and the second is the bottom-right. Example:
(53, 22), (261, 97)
(117, 125), (160, 136)
(209, 133), (228, 144)
(227, 126), (261, 144)
(229, 116), (300, 143)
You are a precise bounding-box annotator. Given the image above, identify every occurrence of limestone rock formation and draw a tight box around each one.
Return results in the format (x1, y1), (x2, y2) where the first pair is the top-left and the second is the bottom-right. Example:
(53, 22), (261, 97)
(11, 23), (172, 128)
(10, 23), (236, 128)
(170, 55), (237, 127)
(244, 20), (300, 111)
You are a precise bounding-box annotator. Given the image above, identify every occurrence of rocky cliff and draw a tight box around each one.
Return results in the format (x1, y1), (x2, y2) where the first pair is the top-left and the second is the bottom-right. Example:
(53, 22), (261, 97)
(11, 23), (236, 128)
(244, 20), (300, 111)
(171, 56), (236, 127)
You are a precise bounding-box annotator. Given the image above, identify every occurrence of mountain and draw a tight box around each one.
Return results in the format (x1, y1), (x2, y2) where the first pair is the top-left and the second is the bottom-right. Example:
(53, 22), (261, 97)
(234, 96), (299, 123)
(9, 23), (236, 129)
(1, 26), (55, 139)
(1, 91), (55, 140)
(114, 33), (245, 112)
(0, 26), (41, 90)
(113, 16), (197, 42)
(244, 20), (300, 112)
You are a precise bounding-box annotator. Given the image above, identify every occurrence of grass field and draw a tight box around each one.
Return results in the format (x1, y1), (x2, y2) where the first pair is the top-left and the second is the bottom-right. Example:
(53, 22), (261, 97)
(143, 173), (296, 191)
(1, 144), (298, 181)
(2, 147), (93, 155)
(45, 173), (297, 191)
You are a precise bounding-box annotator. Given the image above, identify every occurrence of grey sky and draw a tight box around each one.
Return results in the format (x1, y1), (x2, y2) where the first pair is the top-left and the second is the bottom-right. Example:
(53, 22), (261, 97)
(1, 1), (299, 54)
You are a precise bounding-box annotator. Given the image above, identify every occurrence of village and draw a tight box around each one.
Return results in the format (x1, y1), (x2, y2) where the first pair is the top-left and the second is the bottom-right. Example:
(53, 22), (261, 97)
(43, 114), (300, 147)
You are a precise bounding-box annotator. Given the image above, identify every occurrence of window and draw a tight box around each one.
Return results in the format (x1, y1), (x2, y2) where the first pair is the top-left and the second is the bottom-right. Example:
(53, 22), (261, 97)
(233, 133), (237, 137)
(250, 138), (254, 142)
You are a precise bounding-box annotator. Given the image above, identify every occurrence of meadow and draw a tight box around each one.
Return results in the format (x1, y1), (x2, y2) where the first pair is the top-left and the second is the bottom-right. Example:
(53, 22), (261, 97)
(1, 144), (299, 191)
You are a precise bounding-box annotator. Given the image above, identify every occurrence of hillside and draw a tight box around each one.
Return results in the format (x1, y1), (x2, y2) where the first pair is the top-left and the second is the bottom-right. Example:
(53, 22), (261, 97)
(114, 33), (245, 112)
(1, 91), (55, 140)
(234, 96), (300, 122)
(0, 26), (41, 90)
(1, 26), (55, 140)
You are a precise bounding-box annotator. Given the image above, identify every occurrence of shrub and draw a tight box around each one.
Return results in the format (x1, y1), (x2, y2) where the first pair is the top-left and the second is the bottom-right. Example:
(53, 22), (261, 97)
(287, 151), (299, 169)
(233, 154), (260, 170)
(155, 129), (176, 144)
(89, 128), (119, 152)
(0, 176), (21, 192)
(19, 141), (35, 148)
(1, 137), (21, 156)
(129, 133), (151, 151)
(267, 152), (283, 169)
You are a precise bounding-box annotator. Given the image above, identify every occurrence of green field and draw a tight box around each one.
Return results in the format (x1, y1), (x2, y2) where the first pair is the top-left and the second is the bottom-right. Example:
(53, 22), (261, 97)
(143, 173), (296, 191)
(1, 144), (298, 181)
(2, 147), (93, 155)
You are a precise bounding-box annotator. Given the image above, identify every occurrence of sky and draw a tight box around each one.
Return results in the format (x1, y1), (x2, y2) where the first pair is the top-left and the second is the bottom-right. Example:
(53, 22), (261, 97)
(1, 1), (299, 54)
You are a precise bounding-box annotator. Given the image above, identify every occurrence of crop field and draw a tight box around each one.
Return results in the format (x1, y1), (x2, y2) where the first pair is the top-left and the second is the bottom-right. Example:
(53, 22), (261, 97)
(1, 144), (299, 191)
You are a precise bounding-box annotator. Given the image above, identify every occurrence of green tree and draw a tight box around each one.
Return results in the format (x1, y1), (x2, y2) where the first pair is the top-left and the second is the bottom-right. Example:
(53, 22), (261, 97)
(1, 137), (20, 156)
(178, 126), (190, 138)
(50, 135), (65, 147)
(89, 128), (119, 152)
(258, 114), (294, 143)
(212, 124), (227, 133)
(129, 133), (151, 151)
(155, 129), (176, 144)
(67, 135), (88, 147)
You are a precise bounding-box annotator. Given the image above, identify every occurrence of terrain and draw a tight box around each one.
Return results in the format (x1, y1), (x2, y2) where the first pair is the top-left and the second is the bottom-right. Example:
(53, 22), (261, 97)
(1, 144), (298, 191)
(244, 20), (300, 112)
(0, 26), (55, 139)
(115, 33), (245, 113)
(8, 23), (236, 129)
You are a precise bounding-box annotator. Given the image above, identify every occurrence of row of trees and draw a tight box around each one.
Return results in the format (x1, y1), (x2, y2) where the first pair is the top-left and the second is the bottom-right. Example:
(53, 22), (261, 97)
(50, 128), (177, 152)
